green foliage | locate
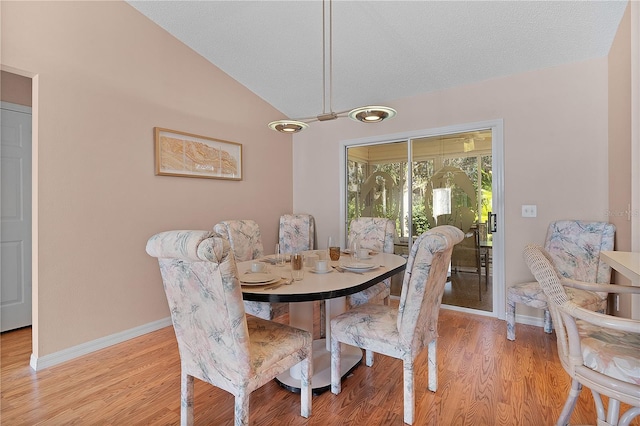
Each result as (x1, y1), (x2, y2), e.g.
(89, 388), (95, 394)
(410, 203), (429, 235)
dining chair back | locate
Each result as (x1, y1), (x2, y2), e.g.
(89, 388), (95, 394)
(278, 214), (315, 254)
(214, 219), (288, 320)
(523, 244), (640, 426)
(278, 213), (325, 337)
(396, 226), (461, 360)
(506, 220), (614, 340)
(146, 230), (312, 426)
(346, 217), (396, 308)
(330, 225), (464, 425)
(474, 224), (492, 298)
(451, 224), (489, 301)
(213, 219), (264, 262)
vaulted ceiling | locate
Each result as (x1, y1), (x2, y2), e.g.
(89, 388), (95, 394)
(127, 1), (628, 121)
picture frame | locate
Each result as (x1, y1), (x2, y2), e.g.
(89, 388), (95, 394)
(154, 127), (242, 180)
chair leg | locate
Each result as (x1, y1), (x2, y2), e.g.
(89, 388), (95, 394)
(234, 389), (249, 426)
(606, 398), (621, 425)
(181, 372), (194, 426)
(556, 378), (581, 426)
(543, 309), (553, 334)
(506, 296), (516, 341)
(330, 336), (341, 395)
(591, 390), (606, 423)
(300, 355), (312, 418)
(403, 357), (415, 425)
(365, 349), (374, 366)
(427, 339), (437, 392)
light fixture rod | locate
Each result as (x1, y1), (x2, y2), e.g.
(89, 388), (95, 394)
(268, 0), (396, 133)
(321, 0), (333, 115)
(329, 0), (333, 115)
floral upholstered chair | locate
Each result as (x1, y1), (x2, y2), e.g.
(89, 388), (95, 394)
(278, 213), (327, 337)
(214, 219), (288, 320)
(330, 225), (464, 425)
(146, 230), (312, 426)
(523, 244), (639, 426)
(346, 217), (396, 308)
(278, 214), (315, 254)
(214, 219), (264, 262)
(506, 220), (615, 341)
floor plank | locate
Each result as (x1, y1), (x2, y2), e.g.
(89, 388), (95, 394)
(2, 310), (637, 425)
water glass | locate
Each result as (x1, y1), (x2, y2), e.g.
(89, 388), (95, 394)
(274, 244), (286, 267)
(290, 253), (304, 280)
(350, 239), (361, 262)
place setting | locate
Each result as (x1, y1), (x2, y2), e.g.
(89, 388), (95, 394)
(240, 261), (290, 290)
(334, 262), (380, 275)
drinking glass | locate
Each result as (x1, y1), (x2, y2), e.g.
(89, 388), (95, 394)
(274, 244), (285, 267)
(350, 239), (361, 262)
(290, 253), (304, 280)
(328, 236), (340, 261)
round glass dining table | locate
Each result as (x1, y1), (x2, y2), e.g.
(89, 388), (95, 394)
(238, 252), (407, 394)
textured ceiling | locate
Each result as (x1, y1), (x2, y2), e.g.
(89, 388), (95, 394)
(127, 1), (627, 121)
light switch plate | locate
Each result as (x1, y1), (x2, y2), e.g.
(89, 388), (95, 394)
(522, 205), (537, 217)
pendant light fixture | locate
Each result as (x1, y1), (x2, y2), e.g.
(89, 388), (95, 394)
(268, 0), (396, 133)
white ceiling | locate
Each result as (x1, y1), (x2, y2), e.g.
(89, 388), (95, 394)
(127, 1), (627, 121)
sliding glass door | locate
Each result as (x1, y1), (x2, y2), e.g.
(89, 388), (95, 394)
(345, 130), (494, 313)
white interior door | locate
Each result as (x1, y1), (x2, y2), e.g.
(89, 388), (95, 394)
(1, 102), (32, 332)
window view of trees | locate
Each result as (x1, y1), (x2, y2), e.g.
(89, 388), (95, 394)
(346, 131), (492, 241)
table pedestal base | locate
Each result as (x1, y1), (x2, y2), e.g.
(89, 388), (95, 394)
(275, 339), (362, 395)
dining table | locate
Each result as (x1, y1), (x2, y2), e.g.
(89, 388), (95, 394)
(238, 251), (407, 394)
(601, 250), (640, 285)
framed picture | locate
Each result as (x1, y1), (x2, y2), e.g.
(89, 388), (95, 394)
(154, 127), (242, 180)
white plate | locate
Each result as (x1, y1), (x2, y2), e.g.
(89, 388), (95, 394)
(357, 255), (373, 260)
(341, 262), (378, 271)
(310, 268), (333, 274)
(240, 277), (280, 287)
(240, 273), (280, 285)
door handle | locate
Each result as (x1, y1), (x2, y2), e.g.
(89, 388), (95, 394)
(488, 212), (497, 234)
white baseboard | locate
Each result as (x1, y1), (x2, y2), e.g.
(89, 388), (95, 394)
(513, 313), (546, 328)
(393, 295), (546, 329)
(30, 317), (172, 371)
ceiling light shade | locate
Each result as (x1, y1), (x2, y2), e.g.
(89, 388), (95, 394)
(268, 120), (309, 133)
(348, 106), (397, 123)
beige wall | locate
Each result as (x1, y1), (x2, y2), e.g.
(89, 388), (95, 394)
(2, 1), (293, 357)
(293, 56), (611, 322)
(1, 71), (32, 106)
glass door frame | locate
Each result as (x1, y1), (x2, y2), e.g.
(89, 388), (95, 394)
(339, 119), (505, 319)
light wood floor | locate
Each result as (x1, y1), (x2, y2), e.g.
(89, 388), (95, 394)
(2, 309), (637, 425)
